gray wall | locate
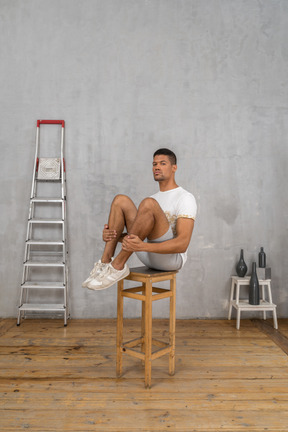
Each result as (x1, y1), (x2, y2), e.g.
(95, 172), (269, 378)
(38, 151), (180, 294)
(1, 0), (287, 319)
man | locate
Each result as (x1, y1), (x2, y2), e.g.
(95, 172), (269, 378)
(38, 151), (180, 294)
(82, 148), (197, 290)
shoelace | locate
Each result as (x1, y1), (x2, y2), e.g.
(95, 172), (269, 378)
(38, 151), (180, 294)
(90, 258), (114, 277)
(98, 264), (115, 280)
(90, 261), (107, 276)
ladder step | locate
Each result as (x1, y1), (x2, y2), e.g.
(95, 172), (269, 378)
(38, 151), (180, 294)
(29, 218), (64, 224)
(36, 178), (61, 183)
(26, 240), (64, 246)
(26, 250), (65, 256)
(31, 197), (64, 203)
(19, 304), (66, 312)
(24, 260), (65, 267)
(22, 281), (65, 289)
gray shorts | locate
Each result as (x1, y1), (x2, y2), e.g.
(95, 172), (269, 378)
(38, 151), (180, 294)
(136, 227), (183, 271)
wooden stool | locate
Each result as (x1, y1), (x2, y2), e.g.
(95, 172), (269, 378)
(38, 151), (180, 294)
(116, 266), (177, 388)
(228, 276), (278, 330)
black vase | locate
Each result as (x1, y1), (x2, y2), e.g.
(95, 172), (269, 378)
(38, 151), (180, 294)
(236, 249), (248, 277)
(258, 247), (266, 268)
(249, 262), (260, 305)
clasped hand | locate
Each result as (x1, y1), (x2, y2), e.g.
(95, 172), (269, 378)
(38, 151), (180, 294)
(102, 224), (144, 252)
(102, 224), (117, 242)
(122, 234), (143, 252)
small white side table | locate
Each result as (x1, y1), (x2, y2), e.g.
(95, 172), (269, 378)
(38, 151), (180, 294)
(228, 276), (278, 330)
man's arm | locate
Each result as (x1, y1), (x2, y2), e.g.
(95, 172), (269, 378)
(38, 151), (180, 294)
(122, 218), (195, 254)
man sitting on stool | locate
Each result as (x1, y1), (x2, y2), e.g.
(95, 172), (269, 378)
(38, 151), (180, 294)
(82, 148), (197, 290)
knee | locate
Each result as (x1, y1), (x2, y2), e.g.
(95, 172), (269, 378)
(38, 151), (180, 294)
(138, 197), (158, 212)
(112, 194), (133, 207)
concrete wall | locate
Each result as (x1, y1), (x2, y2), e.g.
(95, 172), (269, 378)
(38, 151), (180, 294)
(0, 0), (287, 319)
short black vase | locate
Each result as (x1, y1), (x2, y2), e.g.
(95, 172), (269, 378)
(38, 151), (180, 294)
(236, 249), (248, 277)
(249, 262), (260, 305)
(258, 247), (266, 268)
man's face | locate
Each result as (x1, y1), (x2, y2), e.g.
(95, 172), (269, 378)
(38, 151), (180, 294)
(152, 154), (177, 182)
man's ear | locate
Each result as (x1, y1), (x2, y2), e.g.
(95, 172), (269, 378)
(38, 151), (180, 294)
(172, 164), (177, 173)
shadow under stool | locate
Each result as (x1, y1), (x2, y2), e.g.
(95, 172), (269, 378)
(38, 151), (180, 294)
(228, 275), (278, 330)
(116, 266), (177, 388)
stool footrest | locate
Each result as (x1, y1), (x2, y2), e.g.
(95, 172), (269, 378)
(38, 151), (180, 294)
(231, 299), (276, 310)
(152, 338), (169, 348)
(151, 346), (171, 360)
(122, 286), (144, 293)
(152, 291), (172, 301)
(122, 291), (145, 301)
(122, 286), (172, 302)
(122, 347), (145, 360)
(122, 337), (171, 361)
(122, 337), (144, 349)
(122, 337), (169, 349)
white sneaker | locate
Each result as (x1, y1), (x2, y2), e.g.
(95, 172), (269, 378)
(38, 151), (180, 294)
(82, 259), (113, 288)
(87, 263), (130, 290)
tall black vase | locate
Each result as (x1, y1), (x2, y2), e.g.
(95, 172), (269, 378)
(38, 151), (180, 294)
(236, 249), (248, 277)
(249, 262), (260, 305)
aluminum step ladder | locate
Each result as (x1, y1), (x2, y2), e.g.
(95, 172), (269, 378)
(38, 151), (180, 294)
(17, 120), (69, 326)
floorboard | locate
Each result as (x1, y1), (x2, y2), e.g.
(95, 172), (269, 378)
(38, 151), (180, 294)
(1, 318), (288, 431)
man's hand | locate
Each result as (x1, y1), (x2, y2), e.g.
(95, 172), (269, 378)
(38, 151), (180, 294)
(102, 224), (117, 242)
(122, 234), (144, 252)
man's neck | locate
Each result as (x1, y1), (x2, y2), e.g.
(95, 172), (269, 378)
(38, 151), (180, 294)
(158, 180), (179, 192)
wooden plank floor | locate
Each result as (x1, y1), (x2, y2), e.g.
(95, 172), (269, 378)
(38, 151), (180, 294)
(1, 318), (288, 431)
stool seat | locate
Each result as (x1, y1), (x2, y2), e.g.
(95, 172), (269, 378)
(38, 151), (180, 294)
(228, 276), (278, 330)
(116, 266), (177, 388)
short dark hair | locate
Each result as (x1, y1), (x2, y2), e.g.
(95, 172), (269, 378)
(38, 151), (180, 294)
(153, 148), (177, 165)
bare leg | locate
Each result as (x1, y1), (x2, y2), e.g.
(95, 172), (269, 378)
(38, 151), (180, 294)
(101, 195), (137, 263)
(112, 197), (170, 270)
(86, 196), (170, 290)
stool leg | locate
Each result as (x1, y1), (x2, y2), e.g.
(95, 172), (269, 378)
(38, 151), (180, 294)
(261, 284), (266, 320)
(235, 282), (241, 329)
(116, 279), (124, 378)
(267, 281), (278, 329)
(144, 278), (152, 388)
(273, 308), (278, 329)
(267, 281), (273, 303)
(141, 283), (146, 362)
(228, 279), (235, 320)
(169, 275), (176, 376)
(236, 308), (241, 330)
(235, 282), (240, 305)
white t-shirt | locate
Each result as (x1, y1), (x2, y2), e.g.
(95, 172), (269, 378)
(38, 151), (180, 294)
(150, 186), (197, 266)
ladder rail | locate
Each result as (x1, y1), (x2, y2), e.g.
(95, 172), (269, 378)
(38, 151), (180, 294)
(60, 125), (66, 201)
(60, 123), (69, 322)
(30, 126), (39, 200)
